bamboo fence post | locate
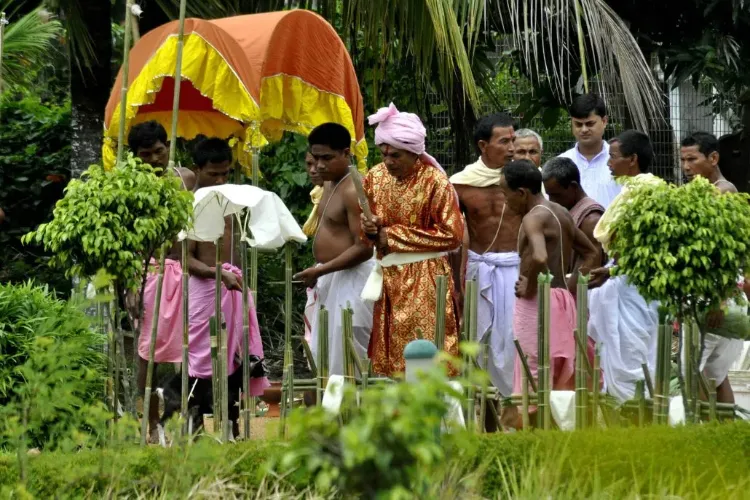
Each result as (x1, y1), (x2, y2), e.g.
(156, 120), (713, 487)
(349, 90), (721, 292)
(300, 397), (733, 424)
(592, 345), (601, 428)
(478, 343), (488, 433)
(537, 273), (552, 431)
(635, 380), (646, 426)
(240, 239), (251, 439)
(0, 12), (7, 95)
(641, 363), (654, 399)
(209, 317), (219, 432)
(180, 240), (189, 436)
(220, 317), (230, 441)
(316, 306), (329, 407)
(115, 0), (134, 165)
(709, 378), (717, 421)
(434, 275), (447, 350)
(140, 249), (167, 446)
(521, 358), (530, 430)
(576, 275), (589, 429)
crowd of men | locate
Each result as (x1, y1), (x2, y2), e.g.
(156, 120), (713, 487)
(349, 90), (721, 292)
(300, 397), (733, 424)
(133, 92), (745, 436)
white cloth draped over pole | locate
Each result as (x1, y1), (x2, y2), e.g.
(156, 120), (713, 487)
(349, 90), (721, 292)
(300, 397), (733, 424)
(184, 184), (307, 248)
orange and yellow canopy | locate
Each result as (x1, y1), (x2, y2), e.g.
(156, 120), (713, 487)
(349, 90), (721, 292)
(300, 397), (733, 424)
(103, 10), (367, 172)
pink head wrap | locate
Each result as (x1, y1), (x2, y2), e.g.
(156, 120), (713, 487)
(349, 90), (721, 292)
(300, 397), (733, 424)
(368, 103), (443, 172)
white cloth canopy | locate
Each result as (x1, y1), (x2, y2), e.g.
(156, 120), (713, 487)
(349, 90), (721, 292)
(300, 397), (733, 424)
(186, 184), (307, 249)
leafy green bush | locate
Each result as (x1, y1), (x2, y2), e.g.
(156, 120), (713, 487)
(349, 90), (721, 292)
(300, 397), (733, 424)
(24, 156), (194, 298)
(268, 367), (470, 498)
(0, 95), (72, 295)
(610, 177), (750, 318)
(0, 281), (107, 450)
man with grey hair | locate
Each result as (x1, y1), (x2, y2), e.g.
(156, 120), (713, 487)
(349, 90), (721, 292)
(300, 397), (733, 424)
(514, 129), (544, 167)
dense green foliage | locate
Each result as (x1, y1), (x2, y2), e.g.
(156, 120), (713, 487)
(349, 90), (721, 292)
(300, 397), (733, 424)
(0, 421), (748, 498)
(610, 177), (750, 318)
(0, 282), (107, 450)
(0, 95), (72, 294)
(24, 157), (194, 295)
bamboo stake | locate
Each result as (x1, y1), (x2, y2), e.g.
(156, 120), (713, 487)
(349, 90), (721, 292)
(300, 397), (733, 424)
(654, 323), (667, 424)
(180, 240), (189, 437)
(249, 150), (260, 305)
(592, 345), (601, 429)
(575, 273), (589, 430)
(636, 380), (646, 427)
(220, 318), (230, 441)
(434, 275), (447, 350)
(213, 238), (223, 434)
(709, 378), (717, 421)
(478, 343), (488, 433)
(111, 306), (119, 424)
(520, 360), (530, 430)
(0, 12), (7, 95)
(316, 307), (329, 407)
(465, 280), (477, 431)
(684, 318), (694, 420)
(240, 239), (251, 440)
(209, 317), (219, 433)
(513, 339), (538, 393)
(537, 273), (552, 431)
(115, 0), (134, 165)
(141, 249), (167, 446)
(285, 244), (293, 349)
(641, 363), (654, 399)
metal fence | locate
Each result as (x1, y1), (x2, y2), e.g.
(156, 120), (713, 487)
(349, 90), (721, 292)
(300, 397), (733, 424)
(426, 67), (740, 184)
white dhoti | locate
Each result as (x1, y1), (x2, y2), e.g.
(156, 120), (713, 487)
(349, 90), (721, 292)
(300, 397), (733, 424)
(310, 259), (375, 376)
(589, 275), (659, 402)
(686, 298), (746, 387)
(466, 250), (520, 396)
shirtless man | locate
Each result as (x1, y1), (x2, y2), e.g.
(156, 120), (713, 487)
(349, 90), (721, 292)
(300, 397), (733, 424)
(295, 123), (374, 375)
(303, 151), (325, 347)
(450, 113), (521, 429)
(542, 157), (605, 278)
(681, 131), (744, 404)
(127, 121), (195, 440)
(186, 137), (269, 437)
(500, 160), (597, 426)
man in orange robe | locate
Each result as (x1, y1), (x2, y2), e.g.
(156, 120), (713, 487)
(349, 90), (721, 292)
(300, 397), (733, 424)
(360, 103), (464, 376)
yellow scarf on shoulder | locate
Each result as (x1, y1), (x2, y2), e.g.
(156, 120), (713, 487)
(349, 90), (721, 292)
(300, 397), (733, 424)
(449, 157), (502, 187)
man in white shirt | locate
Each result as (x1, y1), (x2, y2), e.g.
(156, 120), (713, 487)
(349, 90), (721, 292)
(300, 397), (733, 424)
(559, 94), (620, 209)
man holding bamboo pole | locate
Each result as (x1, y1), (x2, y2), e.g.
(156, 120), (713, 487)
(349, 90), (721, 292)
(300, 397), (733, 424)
(127, 121), (195, 442)
(500, 161), (597, 421)
(186, 138), (269, 436)
(295, 123), (375, 376)
(587, 130), (661, 403)
(449, 113), (522, 428)
(360, 103), (463, 376)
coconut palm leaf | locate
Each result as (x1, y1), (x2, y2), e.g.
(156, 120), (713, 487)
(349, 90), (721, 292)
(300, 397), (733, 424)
(495, 0), (664, 131)
(1, 7), (63, 89)
(44, 0), (97, 72)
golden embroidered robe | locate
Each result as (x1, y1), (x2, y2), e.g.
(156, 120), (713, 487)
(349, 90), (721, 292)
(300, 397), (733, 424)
(363, 161), (464, 376)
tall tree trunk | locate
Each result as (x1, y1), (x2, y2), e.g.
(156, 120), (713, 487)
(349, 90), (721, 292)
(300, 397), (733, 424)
(65, 2), (112, 177)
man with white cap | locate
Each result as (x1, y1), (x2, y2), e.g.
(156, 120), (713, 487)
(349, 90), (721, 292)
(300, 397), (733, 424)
(360, 103), (464, 376)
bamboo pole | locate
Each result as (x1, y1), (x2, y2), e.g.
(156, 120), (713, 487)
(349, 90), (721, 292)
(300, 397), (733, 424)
(140, 250), (167, 446)
(316, 306), (329, 407)
(592, 345), (601, 429)
(240, 239), (251, 439)
(654, 323), (667, 424)
(249, 150), (260, 305)
(285, 244), (293, 349)
(0, 12), (7, 95)
(166, 0), (186, 169)
(641, 363), (654, 399)
(478, 343), (488, 433)
(115, 0), (134, 165)
(513, 339), (538, 393)
(636, 380), (646, 427)
(209, 317), (219, 433)
(434, 275), (447, 350)
(220, 318), (230, 441)
(537, 273), (552, 430)
(111, 306), (119, 425)
(180, 240), (189, 436)
(520, 357), (530, 430)
(684, 318), (694, 420)
(575, 274), (589, 430)
(709, 378), (717, 421)
(213, 238), (223, 434)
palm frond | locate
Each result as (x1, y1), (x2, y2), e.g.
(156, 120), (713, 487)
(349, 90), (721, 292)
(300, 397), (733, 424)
(496, 0), (664, 132)
(1, 7), (63, 89)
(44, 0), (97, 71)
(153, 0), (486, 113)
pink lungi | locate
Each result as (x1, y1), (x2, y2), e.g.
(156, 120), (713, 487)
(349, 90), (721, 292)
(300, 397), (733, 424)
(188, 263), (269, 396)
(513, 288), (576, 393)
(139, 258), (183, 363)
